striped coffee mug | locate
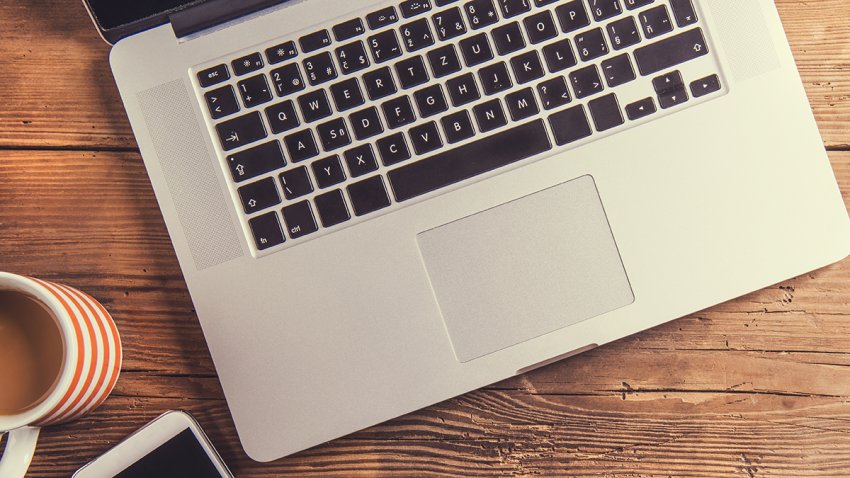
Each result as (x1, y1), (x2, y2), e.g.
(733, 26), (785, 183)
(0, 272), (122, 478)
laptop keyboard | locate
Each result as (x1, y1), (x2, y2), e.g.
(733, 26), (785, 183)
(193, 0), (725, 255)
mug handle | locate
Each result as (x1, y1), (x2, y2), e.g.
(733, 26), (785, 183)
(0, 427), (41, 478)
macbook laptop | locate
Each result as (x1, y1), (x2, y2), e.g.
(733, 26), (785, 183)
(87, 0), (850, 461)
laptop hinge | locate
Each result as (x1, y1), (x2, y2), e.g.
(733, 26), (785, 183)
(170, 0), (288, 39)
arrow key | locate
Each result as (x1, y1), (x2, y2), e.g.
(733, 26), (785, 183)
(238, 177), (281, 214)
(690, 74), (721, 98)
(625, 97), (657, 120)
(204, 85), (240, 119)
(658, 85), (689, 109)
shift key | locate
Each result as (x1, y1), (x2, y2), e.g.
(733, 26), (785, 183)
(634, 28), (709, 76)
(226, 140), (286, 183)
(215, 111), (267, 151)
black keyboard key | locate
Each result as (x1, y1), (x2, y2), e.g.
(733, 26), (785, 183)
(265, 100), (300, 134)
(303, 52), (338, 85)
(284, 129), (320, 162)
(297, 90), (332, 122)
(634, 28), (708, 75)
(388, 119), (551, 202)
(428, 44), (462, 78)
(395, 55), (430, 89)
(330, 78), (365, 112)
(537, 76), (571, 110)
(333, 18), (366, 41)
(588, 0), (623, 21)
(670, 0), (697, 27)
(640, 5), (673, 39)
(548, 105), (592, 145)
(658, 86), (688, 109)
(409, 121), (444, 155)
(624, 0), (653, 10)
(575, 28), (609, 62)
(363, 67), (398, 100)
(607, 16), (641, 50)
(198, 64), (229, 87)
(216, 112), (267, 151)
(317, 118), (352, 151)
(401, 0), (433, 17)
(534, 0), (558, 5)
(270, 64), (306, 97)
(312, 155), (347, 188)
(382, 96), (417, 128)
(464, 0), (500, 30)
(350, 106), (384, 140)
(282, 200), (318, 239)
(226, 140), (286, 182)
(497, 0), (531, 18)
(588, 93), (623, 131)
(300, 30), (332, 53)
(348, 176), (391, 216)
(446, 73), (481, 106)
(279, 166), (313, 199)
(266, 41), (299, 65)
(441, 110), (476, 143)
(436, 0), (460, 5)
(368, 30), (403, 63)
(249, 212), (285, 250)
(505, 87), (539, 120)
(314, 189), (351, 228)
(344, 144), (379, 177)
(414, 84), (449, 117)
(524, 11), (558, 44)
(238, 177), (281, 214)
(401, 18), (436, 52)
(479, 62), (513, 95)
(555, 1), (590, 33)
(569, 65), (604, 99)
(473, 99), (508, 132)
(205, 85), (239, 119)
(601, 54), (636, 87)
(432, 7), (467, 41)
(237, 74), (273, 108)
(690, 74), (721, 98)
(542, 38), (577, 73)
(232, 52), (264, 76)
(335, 41), (371, 75)
(652, 70), (684, 94)
(367, 7), (400, 29)
(377, 132), (412, 165)
(459, 33), (494, 67)
(492, 22), (525, 55)
(510, 51), (545, 84)
(625, 97), (656, 120)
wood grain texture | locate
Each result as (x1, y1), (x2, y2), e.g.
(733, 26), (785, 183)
(0, 0), (849, 476)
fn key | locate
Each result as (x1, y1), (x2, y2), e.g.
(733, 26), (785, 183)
(249, 212), (285, 250)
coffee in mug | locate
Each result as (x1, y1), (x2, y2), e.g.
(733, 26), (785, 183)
(0, 272), (122, 478)
(0, 291), (65, 416)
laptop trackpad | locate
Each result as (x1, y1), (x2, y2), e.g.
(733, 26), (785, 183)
(417, 175), (634, 363)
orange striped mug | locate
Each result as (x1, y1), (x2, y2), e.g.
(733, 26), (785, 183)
(0, 272), (122, 477)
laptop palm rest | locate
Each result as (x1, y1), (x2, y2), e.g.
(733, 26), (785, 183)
(417, 175), (634, 363)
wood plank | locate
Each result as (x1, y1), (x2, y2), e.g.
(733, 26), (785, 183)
(0, 1), (848, 149)
(1, 148), (849, 475)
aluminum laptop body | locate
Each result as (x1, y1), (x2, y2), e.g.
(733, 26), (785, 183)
(91, 0), (850, 461)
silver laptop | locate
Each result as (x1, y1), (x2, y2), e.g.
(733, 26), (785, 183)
(87, 0), (850, 461)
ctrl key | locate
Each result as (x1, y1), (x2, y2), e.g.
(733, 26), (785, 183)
(249, 212), (285, 250)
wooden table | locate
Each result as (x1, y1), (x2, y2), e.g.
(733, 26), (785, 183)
(1, 1), (849, 476)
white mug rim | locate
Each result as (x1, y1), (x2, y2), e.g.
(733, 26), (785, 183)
(0, 272), (78, 432)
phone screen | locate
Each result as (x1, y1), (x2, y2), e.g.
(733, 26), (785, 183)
(114, 428), (225, 478)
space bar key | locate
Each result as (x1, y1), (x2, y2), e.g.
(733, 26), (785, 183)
(387, 119), (552, 202)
